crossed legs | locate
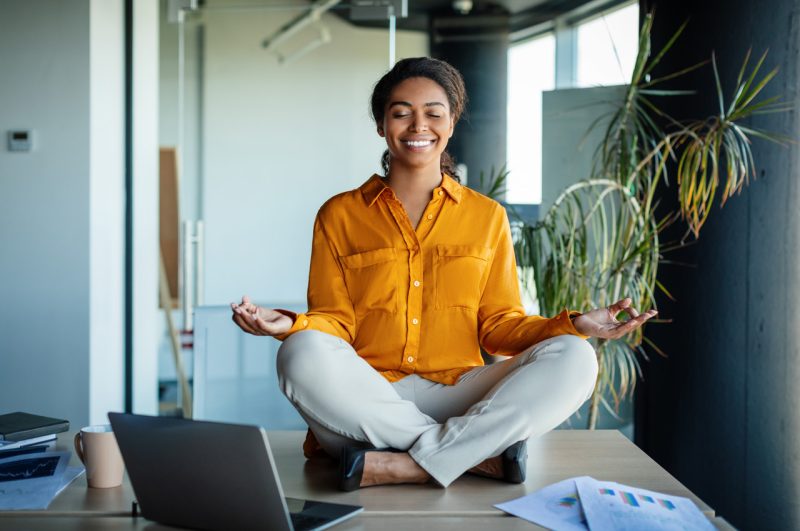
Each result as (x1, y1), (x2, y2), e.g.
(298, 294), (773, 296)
(277, 330), (598, 487)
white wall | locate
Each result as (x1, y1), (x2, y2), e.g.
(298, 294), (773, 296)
(0, 0), (157, 427)
(199, 9), (427, 306)
(89, 0), (126, 425)
(132, 0), (161, 416)
(0, 0), (93, 426)
(156, 5), (427, 380)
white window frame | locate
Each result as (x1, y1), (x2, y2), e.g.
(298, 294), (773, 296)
(506, 0), (637, 205)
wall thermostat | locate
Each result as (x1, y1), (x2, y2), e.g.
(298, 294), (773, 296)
(8, 130), (34, 152)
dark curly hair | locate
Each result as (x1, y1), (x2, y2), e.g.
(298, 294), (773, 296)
(370, 57), (467, 182)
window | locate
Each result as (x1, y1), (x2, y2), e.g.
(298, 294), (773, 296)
(505, 1), (639, 205)
(576, 2), (639, 87)
(506, 33), (555, 205)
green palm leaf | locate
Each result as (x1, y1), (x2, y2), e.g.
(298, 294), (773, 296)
(488, 10), (789, 429)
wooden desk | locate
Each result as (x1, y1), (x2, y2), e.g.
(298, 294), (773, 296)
(269, 430), (714, 517)
(2, 433), (135, 517)
(0, 515), (566, 530)
(0, 429), (722, 529)
(0, 515), (737, 530)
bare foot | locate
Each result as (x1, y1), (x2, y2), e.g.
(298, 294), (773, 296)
(468, 455), (503, 479)
(360, 452), (431, 487)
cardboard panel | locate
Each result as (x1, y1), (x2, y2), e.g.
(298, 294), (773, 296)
(160, 147), (179, 306)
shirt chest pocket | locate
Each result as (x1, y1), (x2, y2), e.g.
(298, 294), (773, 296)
(434, 245), (492, 311)
(339, 247), (398, 316)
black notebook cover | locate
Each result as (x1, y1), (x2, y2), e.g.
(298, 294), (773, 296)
(0, 412), (70, 442)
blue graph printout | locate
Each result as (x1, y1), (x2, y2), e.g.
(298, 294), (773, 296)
(0, 451), (71, 510)
(0, 455), (60, 482)
(495, 476), (590, 531)
(575, 476), (715, 531)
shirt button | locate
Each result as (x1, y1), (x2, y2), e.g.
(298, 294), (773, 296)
(438, 190), (443, 196)
(413, 280), (421, 287)
(412, 318), (419, 325)
(302, 319), (309, 327)
(407, 356), (414, 363)
(427, 214), (433, 220)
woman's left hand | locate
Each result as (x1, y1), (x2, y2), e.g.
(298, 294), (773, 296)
(571, 297), (657, 339)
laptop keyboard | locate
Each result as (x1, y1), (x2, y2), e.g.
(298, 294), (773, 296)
(290, 512), (331, 531)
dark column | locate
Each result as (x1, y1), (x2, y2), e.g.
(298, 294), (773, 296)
(430, 12), (509, 191)
(636, 1), (800, 529)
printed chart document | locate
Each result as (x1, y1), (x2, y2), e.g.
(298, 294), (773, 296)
(495, 476), (589, 531)
(496, 476), (714, 531)
(575, 476), (715, 531)
(55, 467), (85, 497)
(0, 451), (76, 510)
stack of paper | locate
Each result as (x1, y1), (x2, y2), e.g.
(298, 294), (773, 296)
(0, 435), (57, 451)
(0, 451), (84, 510)
(495, 476), (715, 531)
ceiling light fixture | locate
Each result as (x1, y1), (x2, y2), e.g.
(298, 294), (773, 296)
(452, 0), (473, 15)
(261, 0), (341, 54)
(277, 24), (332, 65)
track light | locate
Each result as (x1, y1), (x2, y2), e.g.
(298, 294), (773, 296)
(276, 24), (332, 65)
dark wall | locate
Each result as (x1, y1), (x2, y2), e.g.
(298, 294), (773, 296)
(636, 1), (800, 529)
(430, 14), (509, 190)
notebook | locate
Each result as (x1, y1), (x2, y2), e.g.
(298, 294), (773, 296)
(108, 413), (362, 531)
(0, 412), (69, 442)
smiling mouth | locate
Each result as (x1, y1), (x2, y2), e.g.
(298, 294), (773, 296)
(402, 139), (435, 148)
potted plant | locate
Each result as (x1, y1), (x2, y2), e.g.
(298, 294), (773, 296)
(502, 12), (788, 429)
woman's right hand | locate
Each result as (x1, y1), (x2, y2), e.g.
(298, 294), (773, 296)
(231, 295), (293, 336)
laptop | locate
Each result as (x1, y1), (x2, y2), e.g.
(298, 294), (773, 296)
(108, 413), (362, 531)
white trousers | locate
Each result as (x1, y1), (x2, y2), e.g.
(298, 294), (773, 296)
(276, 330), (598, 487)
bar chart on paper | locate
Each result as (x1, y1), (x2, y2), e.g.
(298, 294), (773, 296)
(496, 475), (715, 531)
(495, 477), (590, 531)
(576, 477), (715, 530)
(555, 495), (579, 508)
(597, 487), (679, 510)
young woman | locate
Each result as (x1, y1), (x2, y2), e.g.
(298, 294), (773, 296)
(231, 57), (656, 490)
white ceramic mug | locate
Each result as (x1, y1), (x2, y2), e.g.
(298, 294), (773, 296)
(73, 425), (124, 488)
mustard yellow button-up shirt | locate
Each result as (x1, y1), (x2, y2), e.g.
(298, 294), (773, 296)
(277, 174), (584, 385)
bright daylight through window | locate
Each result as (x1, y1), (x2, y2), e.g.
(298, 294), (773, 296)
(506, 1), (639, 205)
(507, 34), (555, 205)
(576, 3), (639, 87)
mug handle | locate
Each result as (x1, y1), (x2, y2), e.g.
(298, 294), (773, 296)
(73, 432), (86, 465)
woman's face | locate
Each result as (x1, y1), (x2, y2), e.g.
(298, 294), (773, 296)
(379, 76), (455, 175)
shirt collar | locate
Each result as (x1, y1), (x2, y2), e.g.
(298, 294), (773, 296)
(360, 173), (462, 207)
(439, 173), (463, 203)
(360, 175), (389, 207)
